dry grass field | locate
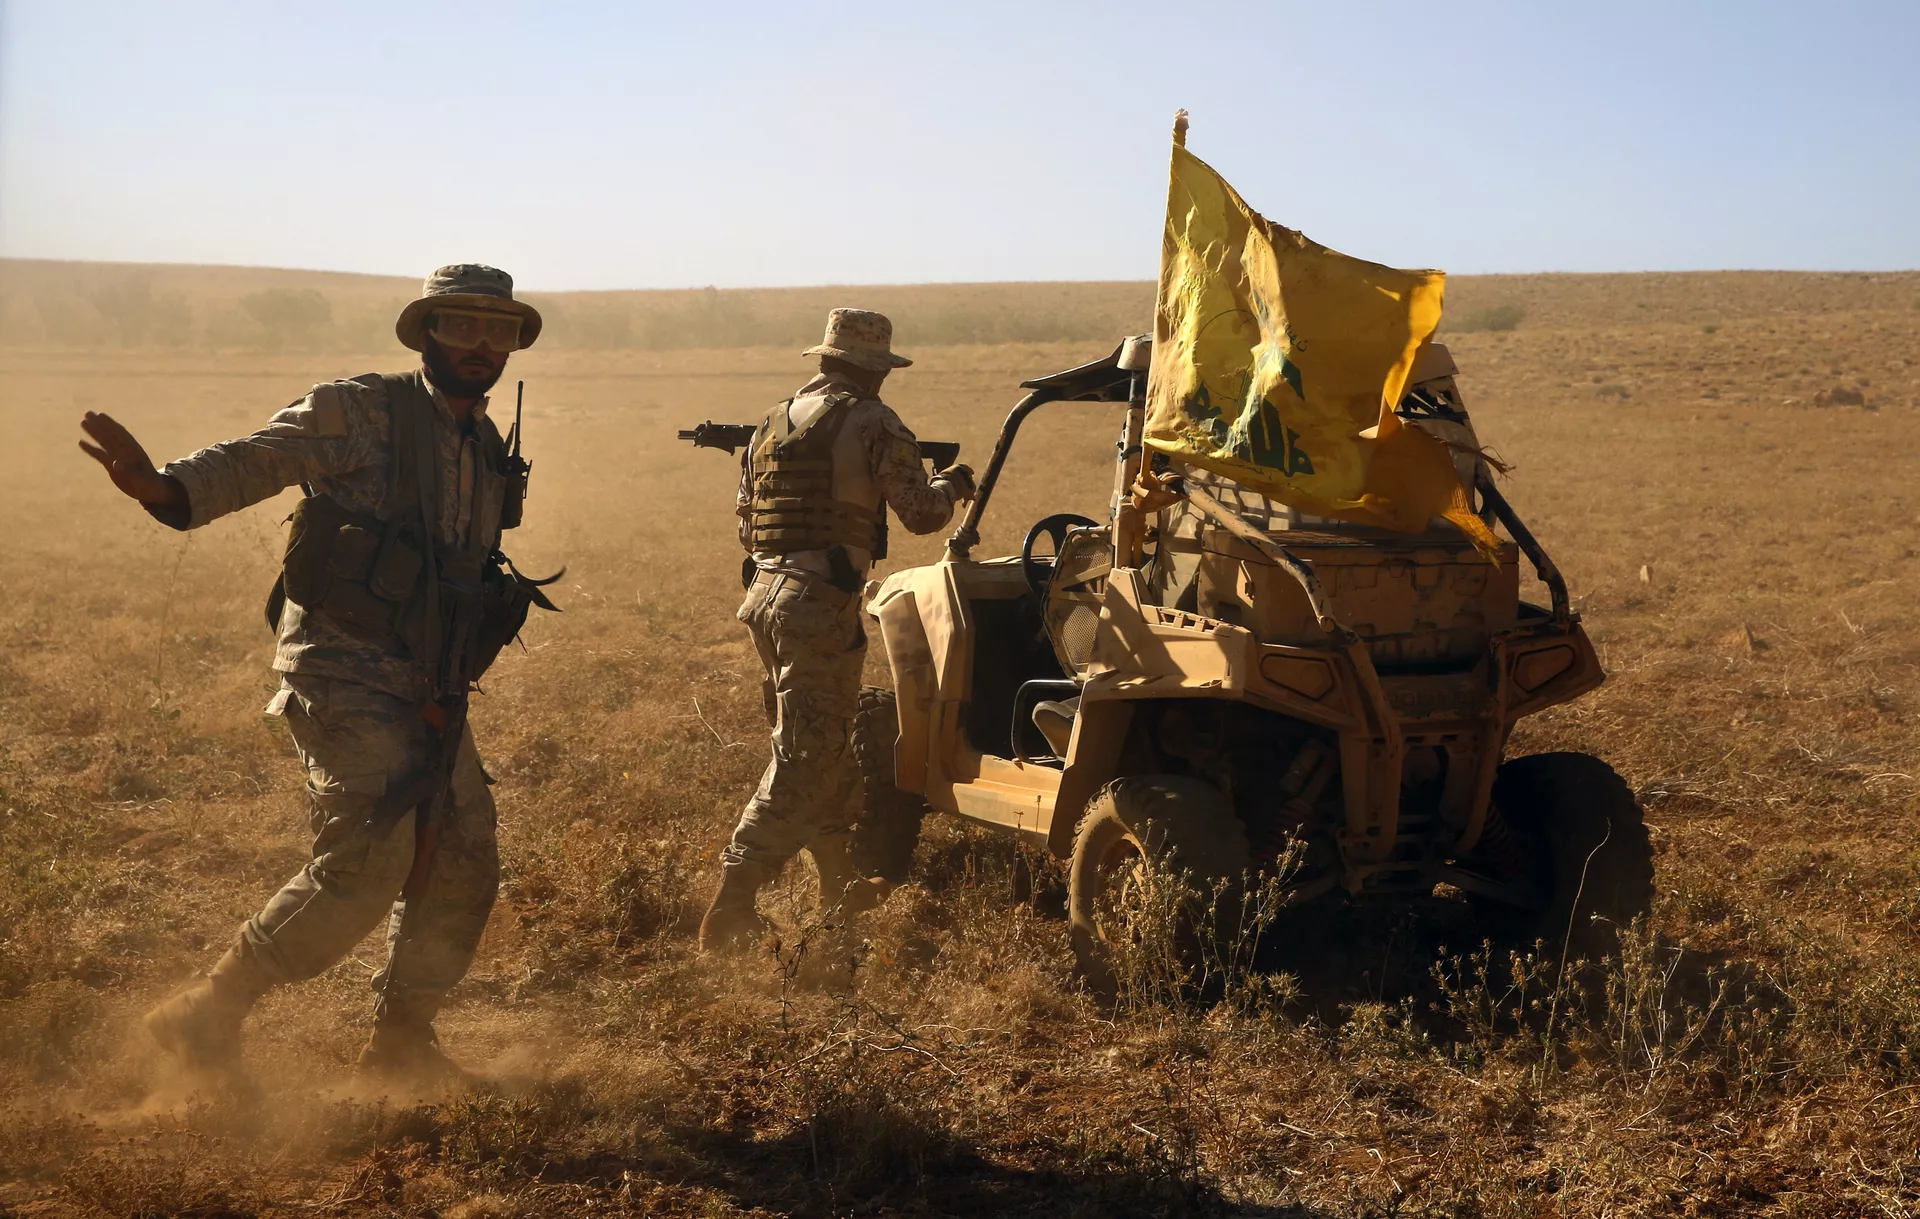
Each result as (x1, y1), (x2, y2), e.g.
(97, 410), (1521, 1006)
(2, 266), (1920, 1217)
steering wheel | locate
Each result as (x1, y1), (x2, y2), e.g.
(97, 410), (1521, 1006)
(1022, 513), (1100, 602)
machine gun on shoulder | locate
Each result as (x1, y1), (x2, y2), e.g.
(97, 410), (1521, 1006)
(678, 421), (960, 470)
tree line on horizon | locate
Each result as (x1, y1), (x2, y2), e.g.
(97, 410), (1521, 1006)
(4, 260), (1914, 355)
(0, 263), (1156, 354)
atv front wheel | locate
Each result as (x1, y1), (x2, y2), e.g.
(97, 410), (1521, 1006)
(1068, 775), (1251, 1006)
(1481, 752), (1654, 953)
(846, 686), (929, 884)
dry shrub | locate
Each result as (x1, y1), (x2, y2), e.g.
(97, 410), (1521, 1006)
(506, 828), (704, 982)
(1096, 849), (1304, 1018)
(442, 1194), (521, 1219)
(0, 1109), (95, 1186)
(1766, 929), (1920, 1081)
(0, 801), (120, 996)
(0, 978), (103, 1082)
(63, 1151), (258, 1218)
(785, 1044), (963, 1197)
(750, 918), (977, 1200)
(1421, 911), (1920, 1127)
(1575, 915), (1920, 1103)
(1428, 941), (1560, 1069)
(439, 1094), (564, 1181)
(1335, 999), (1433, 1063)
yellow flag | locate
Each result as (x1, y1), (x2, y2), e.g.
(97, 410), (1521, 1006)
(1143, 132), (1498, 554)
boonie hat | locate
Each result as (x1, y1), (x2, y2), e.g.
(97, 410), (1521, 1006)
(396, 264), (543, 352)
(803, 308), (911, 371)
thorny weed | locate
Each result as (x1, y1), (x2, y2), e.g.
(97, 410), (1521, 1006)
(1428, 941), (1563, 1071)
(1595, 916), (1727, 1092)
(1097, 839), (1306, 1020)
(1425, 918), (1825, 1111)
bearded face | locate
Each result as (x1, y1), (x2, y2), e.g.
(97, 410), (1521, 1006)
(422, 334), (509, 399)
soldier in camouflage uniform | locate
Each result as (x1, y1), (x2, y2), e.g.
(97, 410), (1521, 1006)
(699, 309), (975, 952)
(78, 265), (544, 1079)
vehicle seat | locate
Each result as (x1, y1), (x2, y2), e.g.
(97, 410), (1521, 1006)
(1011, 679), (1079, 764)
(1032, 696), (1078, 756)
(1042, 525), (1112, 675)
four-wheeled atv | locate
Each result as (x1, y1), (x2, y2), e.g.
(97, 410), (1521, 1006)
(849, 335), (1652, 989)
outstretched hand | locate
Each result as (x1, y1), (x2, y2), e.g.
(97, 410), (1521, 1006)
(79, 412), (185, 506)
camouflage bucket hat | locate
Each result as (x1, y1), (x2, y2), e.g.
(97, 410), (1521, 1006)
(802, 307), (911, 371)
(395, 264), (544, 353)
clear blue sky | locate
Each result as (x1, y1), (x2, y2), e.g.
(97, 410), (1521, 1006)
(2, 1), (1915, 290)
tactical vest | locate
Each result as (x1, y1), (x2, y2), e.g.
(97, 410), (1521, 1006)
(270, 371), (545, 695)
(747, 391), (888, 560)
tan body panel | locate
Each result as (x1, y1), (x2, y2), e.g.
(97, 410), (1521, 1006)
(876, 551), (1603, 885)
(873, 561), (1063, 844)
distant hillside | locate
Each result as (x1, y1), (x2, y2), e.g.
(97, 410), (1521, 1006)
(2, 259), (1916, 353)
(0, 261), (1153, 353)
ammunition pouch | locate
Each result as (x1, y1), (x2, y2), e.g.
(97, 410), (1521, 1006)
(275, 498), (555, 683)
(749, 491), (885, 556)
(278, 494), (433, 649)
(747, 391), (890, 557)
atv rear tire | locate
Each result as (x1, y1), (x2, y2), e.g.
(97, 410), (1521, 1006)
(1484, 752), (1654, 954)
(847, 687), (928, 885)
(1068, 775), (1251, 1006)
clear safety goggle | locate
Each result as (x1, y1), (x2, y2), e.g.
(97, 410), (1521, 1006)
(428, 309), (524, 351)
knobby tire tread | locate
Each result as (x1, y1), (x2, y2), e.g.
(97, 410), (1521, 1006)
(847, 686), (928, 884)
(1487, 751), (1655, 953)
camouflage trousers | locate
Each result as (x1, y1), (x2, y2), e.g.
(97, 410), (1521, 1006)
(721, 569), (866, 873)
(235, 674), (500, 1027)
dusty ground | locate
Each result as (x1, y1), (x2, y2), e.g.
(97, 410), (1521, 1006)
(3, 271), (1920, 1216)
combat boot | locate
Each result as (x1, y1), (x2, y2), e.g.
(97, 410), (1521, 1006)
(356, 1019), (470, 1084)
(143, 947), (271, 1072)
(810, 835), (894, 917)
(698, 860), (775, 954)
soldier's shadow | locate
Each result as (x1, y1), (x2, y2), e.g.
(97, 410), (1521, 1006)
(506, 1112), (1334, 1218)
(692, 1123), (1334, 1218)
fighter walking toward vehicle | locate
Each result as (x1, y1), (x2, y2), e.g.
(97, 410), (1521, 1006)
(699, 309), (976, 952)
(78, 265), (555, 1079)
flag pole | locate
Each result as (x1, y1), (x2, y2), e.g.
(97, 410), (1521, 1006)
(1115, 109), (1191, 568)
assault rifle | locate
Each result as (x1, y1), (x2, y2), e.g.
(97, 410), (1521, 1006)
(678, 421), (960, 470)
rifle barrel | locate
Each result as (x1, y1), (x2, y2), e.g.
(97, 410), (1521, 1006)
(679, 421), (956, 466)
